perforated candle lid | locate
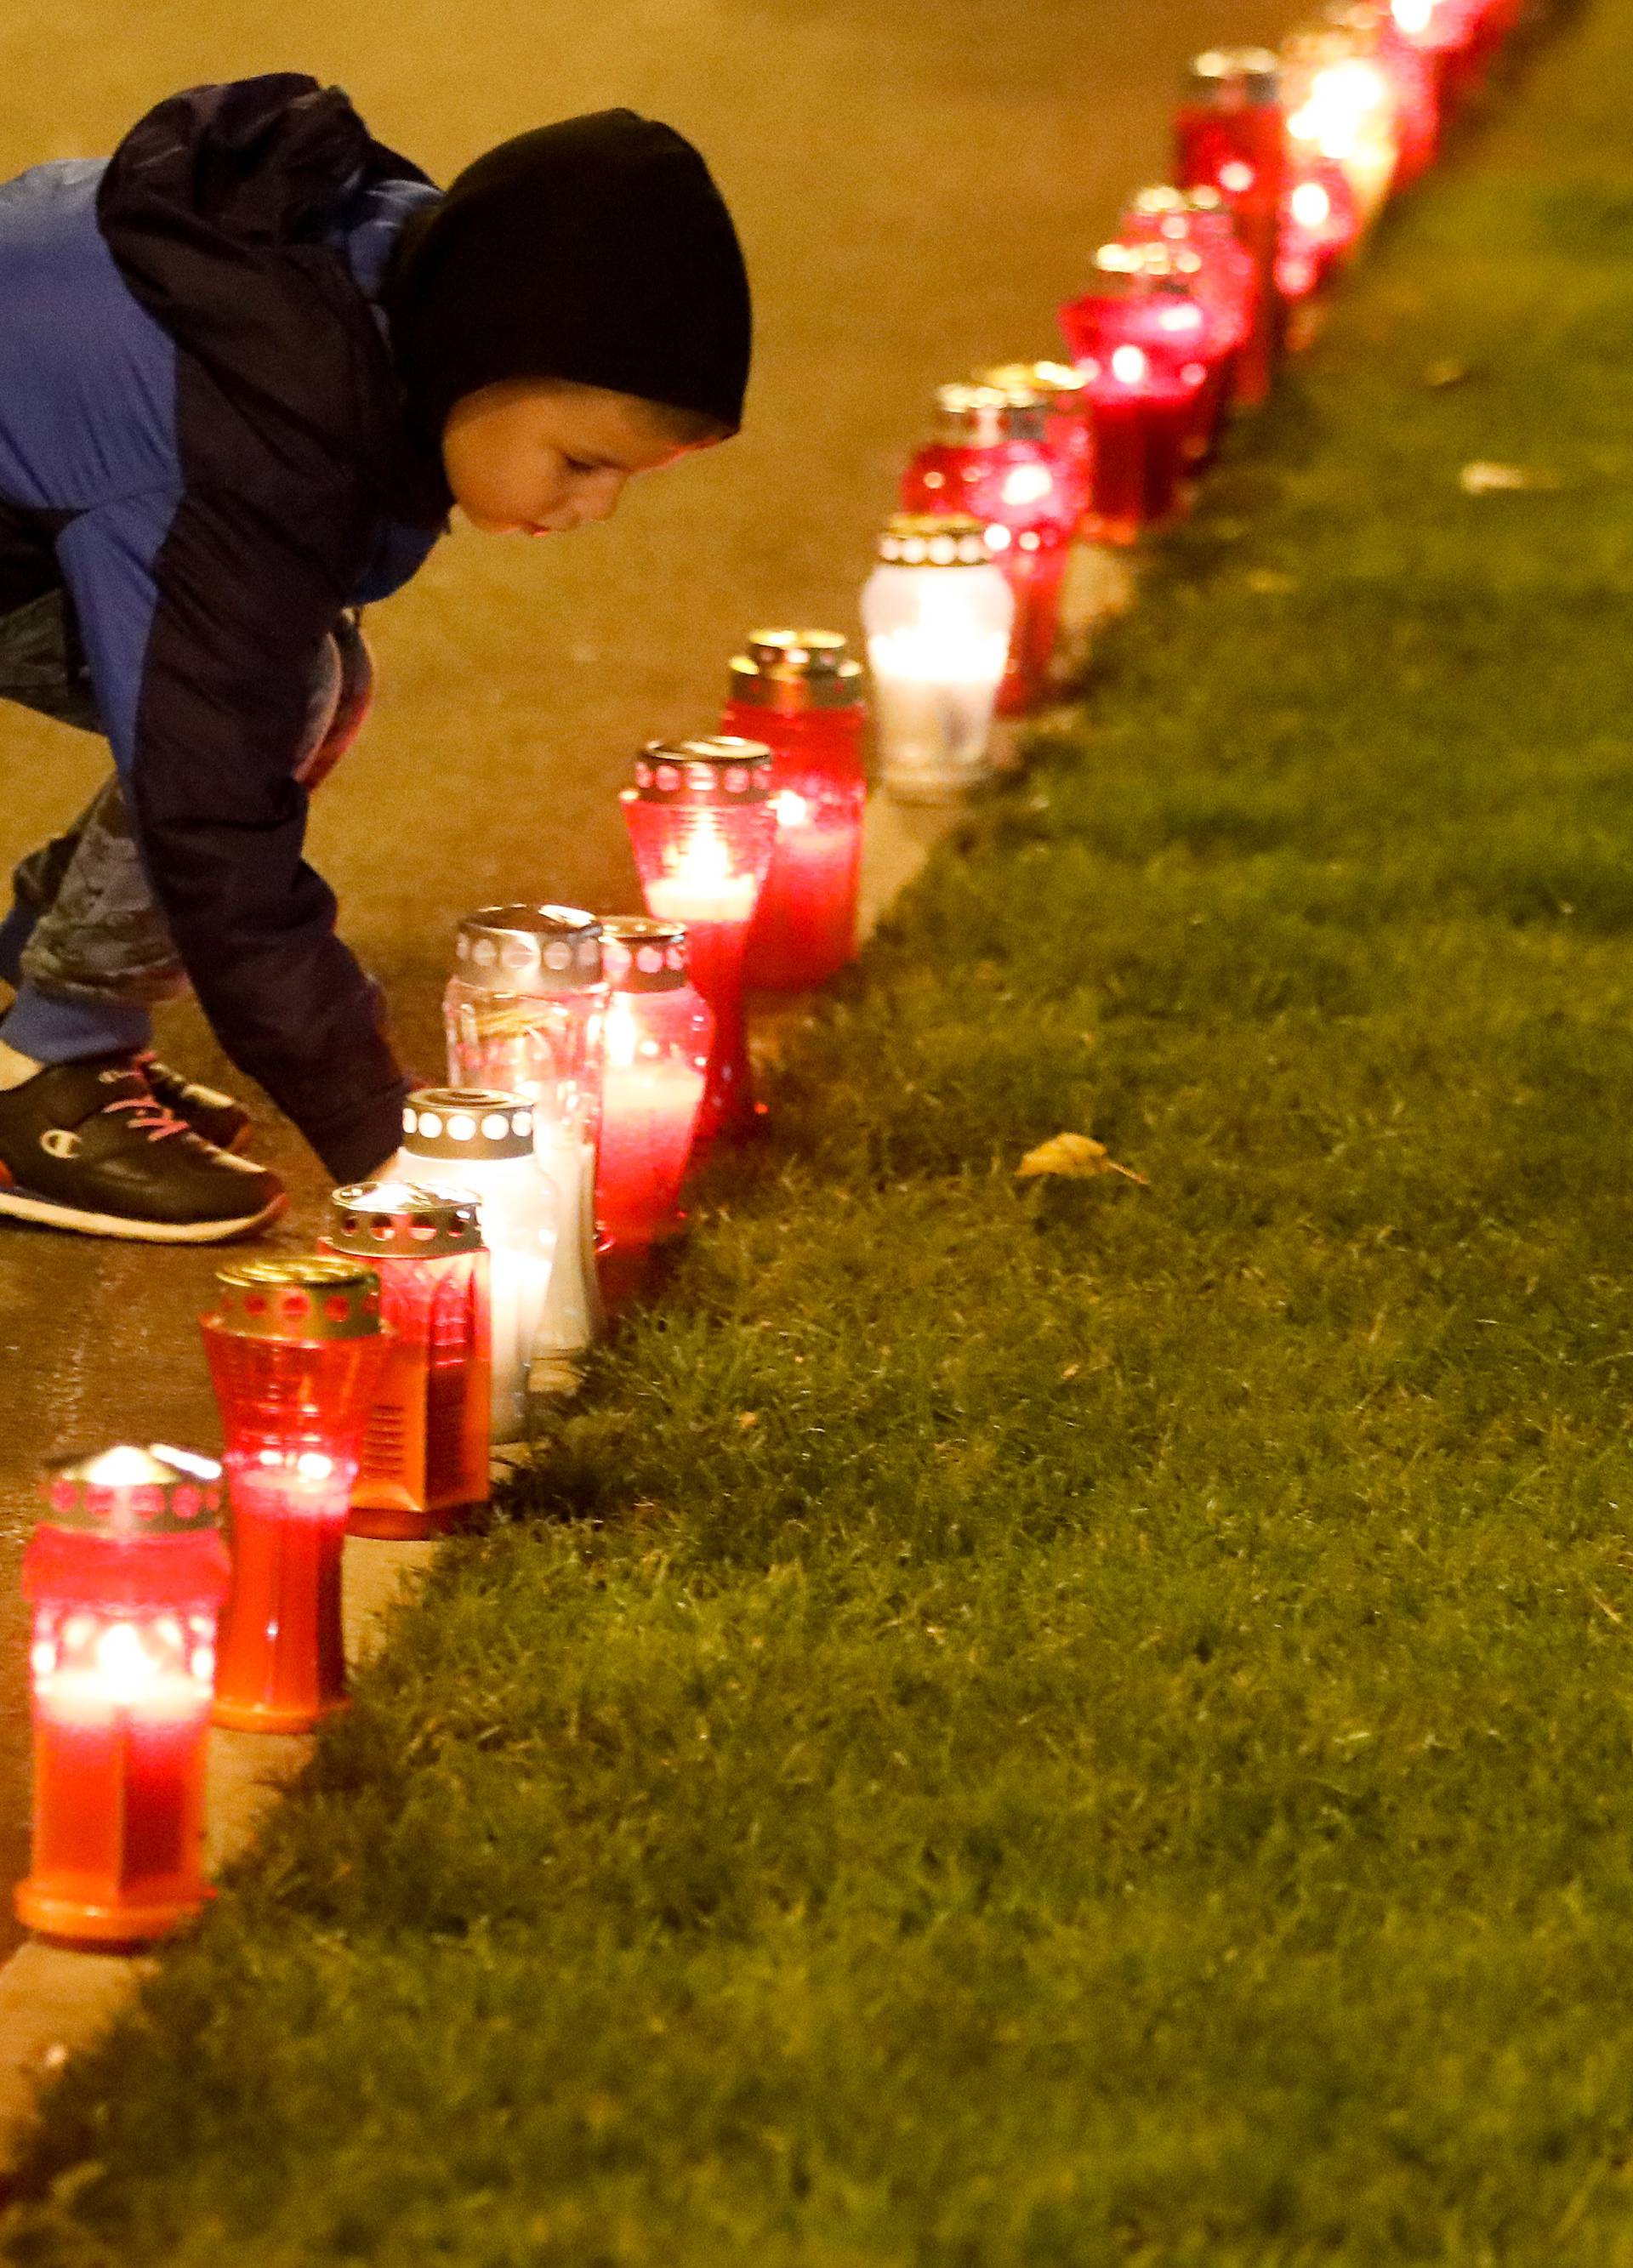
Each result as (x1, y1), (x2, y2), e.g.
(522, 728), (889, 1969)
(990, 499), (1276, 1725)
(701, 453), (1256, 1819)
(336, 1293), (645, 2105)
(876, 514), (993, 567)
(454, 905), (603, 992)
(600, 916), (690, 993)
(973, 361), (1088, 412)
(210, 1255), (383, 1343)
(1186, 46), (1281, 100)
(327, 1181), (484, 1259)
(41, 1444), (224, 1538)
(933, 382), (1048, 447)
(402, 1087), (535, 1162)
(727, 629), (864, 713)
(630, 736), (772, 804)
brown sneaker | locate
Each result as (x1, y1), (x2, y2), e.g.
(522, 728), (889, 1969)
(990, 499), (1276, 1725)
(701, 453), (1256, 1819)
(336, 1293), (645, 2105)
(131, 1050), (253, 1153)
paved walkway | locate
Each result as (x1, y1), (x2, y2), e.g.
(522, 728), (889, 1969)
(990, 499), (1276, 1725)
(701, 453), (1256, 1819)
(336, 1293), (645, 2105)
(0, 0), (1296, 1947)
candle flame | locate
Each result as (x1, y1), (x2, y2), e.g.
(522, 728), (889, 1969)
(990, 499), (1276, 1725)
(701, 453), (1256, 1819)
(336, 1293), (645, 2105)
(773, 788), (812, 829)
(1218, 160), (1255, 195)
(1290, 179), (1333, 230)
(1391, 0), (1434, 31)
(1290, 61), (1392, 164)
(1000, 463), (1055, 509)
(94, 1620), (162, 1702)
(605, 992), (640, 1070)
(1109, 344), (1149, 387)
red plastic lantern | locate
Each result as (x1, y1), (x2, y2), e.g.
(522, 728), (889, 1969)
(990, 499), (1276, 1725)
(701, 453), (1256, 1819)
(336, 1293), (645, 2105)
(1175, 48), (1288, 406)
(1277, 158), (1364, 301)
(901, 384), (1080, 713)
(1060, 253), (1211, 543)
(202, 1256), (386, 1733)
(320, 1184), (491, 1538)
(1119, 189), (1257, 450)
(16, 1446), (230, 1944)
(595, 916), (714, 1310)
(621, 738), (775, 1146)
(973, 361), (1096, 538)
(725, 630), (869, 991)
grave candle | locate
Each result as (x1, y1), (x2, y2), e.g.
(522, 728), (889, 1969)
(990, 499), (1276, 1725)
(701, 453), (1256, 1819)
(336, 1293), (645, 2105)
(1175, 48), (1288, 406)
(595, 916), (714, 1310)
(621, 738), (776, 1145)
(725, 630), (868, 992)
(444, 907), (606, 1372)
(397, 1089), (555, 1437)
(16, 1445), (230, 1944)
(861, 514), (1015, 804)
(320, 1183), (490, 1537)
(202, 1258), (386, 1734)
(901, 384), (1078, 713)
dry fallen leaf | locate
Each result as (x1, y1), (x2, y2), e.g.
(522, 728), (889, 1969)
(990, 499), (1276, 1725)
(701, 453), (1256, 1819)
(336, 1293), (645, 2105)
(1459, 461), (1561, 495)
(737, 1411), (760, 1430)
(1424, 357), (1474, 389)
(1016, 1133), (1149, 1186)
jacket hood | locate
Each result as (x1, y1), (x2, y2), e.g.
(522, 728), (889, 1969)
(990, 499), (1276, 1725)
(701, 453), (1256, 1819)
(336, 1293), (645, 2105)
(96, 74), (451, 527)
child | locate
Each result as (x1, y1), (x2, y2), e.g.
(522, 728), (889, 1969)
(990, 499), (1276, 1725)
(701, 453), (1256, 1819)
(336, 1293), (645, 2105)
(0, 75), (750, 1240)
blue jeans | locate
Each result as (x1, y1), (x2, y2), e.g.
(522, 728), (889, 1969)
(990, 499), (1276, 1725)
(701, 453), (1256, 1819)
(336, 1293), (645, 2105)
(0, 596), (372, 1061)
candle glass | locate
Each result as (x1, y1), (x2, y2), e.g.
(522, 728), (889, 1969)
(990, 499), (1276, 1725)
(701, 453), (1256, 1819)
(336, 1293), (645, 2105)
(725, 629), (868, 989)
(445, 906), (606, 1367)
(16, 1446), (230, 1945)
(1280, 29), (1401, 225)
(319, 1184), (490, 1538)
(1175, 48), (1288, 406)
(620, 737), (775, 1146)
(1277, 158), (1363, 300)
(861, 514), (1016, 804)
(901, 385), (1079, 713)
(203, 1258), (385, 1733)
(1059, 279), (1209, 542)
(398, 1088), (556, 1436)
(595, 917), (714, 1310)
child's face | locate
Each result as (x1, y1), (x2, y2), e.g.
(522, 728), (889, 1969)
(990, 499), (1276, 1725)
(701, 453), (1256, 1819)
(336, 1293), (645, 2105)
(441, 379), (698, 536)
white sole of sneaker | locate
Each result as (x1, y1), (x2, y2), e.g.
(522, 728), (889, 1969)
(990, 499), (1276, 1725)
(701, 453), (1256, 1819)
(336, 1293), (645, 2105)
(0, 1185), (287, 1244)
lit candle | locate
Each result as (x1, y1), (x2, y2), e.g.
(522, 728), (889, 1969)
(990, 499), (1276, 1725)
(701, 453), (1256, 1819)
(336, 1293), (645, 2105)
(202, 1257), (387, 1733)
(901, 385), (1079, 713)
(320, 1183), (491, 1538)
(1058, 270), (1210, 544)
(444, 906), (606, 1372)
(621, 738), (776, 1145)
(1175, 48), (1289, 406)
(16, 1445), (230, 1944)
(397, 1088), (555, 1436)
(861, 514), (1015, 804)
(595, 916), (714, 1309)
(724, 630), (869, 991)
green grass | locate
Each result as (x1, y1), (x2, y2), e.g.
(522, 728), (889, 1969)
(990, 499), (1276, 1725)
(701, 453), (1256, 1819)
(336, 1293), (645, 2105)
(12, 9), (1633, 2261)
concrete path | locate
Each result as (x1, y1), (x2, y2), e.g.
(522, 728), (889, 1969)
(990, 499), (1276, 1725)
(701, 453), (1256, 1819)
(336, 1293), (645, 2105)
(0, 0), (1298, 1952)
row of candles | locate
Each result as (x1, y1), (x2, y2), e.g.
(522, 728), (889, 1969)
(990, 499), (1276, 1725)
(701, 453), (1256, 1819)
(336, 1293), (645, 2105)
(14, 0), (1527, 1948)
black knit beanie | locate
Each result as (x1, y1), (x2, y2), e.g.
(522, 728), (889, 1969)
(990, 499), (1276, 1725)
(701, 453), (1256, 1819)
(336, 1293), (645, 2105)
(383, 109), (751, 446)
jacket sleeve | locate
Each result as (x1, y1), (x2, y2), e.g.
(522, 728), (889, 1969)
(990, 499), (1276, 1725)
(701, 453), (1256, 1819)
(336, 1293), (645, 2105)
(55, 486), (408, 1180)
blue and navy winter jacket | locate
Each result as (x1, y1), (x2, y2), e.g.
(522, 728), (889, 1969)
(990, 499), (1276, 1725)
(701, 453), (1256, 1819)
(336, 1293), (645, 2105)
(0, 77), (452, 1180)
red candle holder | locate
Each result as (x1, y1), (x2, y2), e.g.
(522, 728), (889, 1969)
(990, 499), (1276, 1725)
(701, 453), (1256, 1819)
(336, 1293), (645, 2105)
(972, 360), (1096, 538)
(16, 1445), (230, 1945)
(725, 630), (868, 989)
(202, 1257), (386, 1733)
(1277, 158), (1364, 300)
(1175, 48), (1288, 407)
(1119, 188), (1257, 452)
(1060, 259), (1210, 543)
(620, 738), (775, 1146)
(320, 1185), (491, 1538)
(900, 384), (1078, 713)
(595, 916), (714, 1310)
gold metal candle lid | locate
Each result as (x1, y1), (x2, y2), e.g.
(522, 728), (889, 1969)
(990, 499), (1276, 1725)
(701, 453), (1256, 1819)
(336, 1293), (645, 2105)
(631, 736), (773, 804)
(727, 629), (864, 714)
(42, 1444), (225, 1538)
(454, 905), (603, 993)
(327, 1181), (484, 1260)
(933, 382), (1048, 447)
(402, 1087), (535, 1162)
(210, 1255), (383, 1344)
(1187, 46), (1282, 102)
(973, 361), (1088, 412)
(877, 514), (993, 566)
(600, 915), (690, 993)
